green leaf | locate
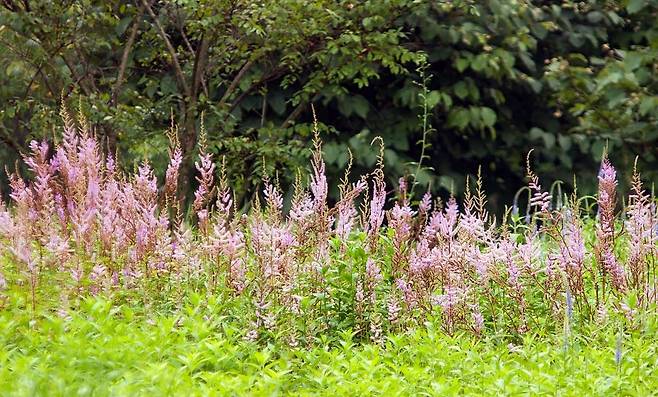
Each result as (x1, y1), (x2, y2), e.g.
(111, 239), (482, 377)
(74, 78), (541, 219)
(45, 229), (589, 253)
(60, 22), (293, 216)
(627, 0), (646, 14)
(447, 108), (470, 130)
(455, 57), (470, 73)
(623, 52), (643, 71)
(605, 88), (626, 108)
(336, 149), (350, 169)
(338, 95), (370, 119)
(530, 127), (555, 149)
(568, 33), (585, 47)
(529, 127), (544, 141)
(352, 96), (370, 119)
(526, 78), (542, 94)
(639, 97), (657, 116)
(471, 55), (488, 72)
(160, 75), (177, 95)
(115, 17), (133, 36)
(425, 91), (442, 108)
(468, 83), (480, 101)
(591, 140), (606, 160)
(586, 11), (604, 24)
(480, 107), (496, 128)
(438, 175), (455, 191)
(269, 92), (287, 115)
(6, 60), (25, 76)
(323, 142), (341, 164)
(441, 93), (453, 109)
(542, 133), (555, 149)
(469, 107), (481, 128)
(454, 82), (469, 100)
(519, 53), (535, 72)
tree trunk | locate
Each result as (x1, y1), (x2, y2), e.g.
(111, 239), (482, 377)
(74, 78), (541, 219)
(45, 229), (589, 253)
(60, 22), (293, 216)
(178, 102), (198, 205)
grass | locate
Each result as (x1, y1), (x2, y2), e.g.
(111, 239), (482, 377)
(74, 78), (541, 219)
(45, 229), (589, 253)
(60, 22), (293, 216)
(1, 288), (657, 396)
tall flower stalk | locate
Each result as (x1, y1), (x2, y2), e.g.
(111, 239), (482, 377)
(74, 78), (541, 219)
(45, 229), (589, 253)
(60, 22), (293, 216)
(595, 156), (626, 297)
(2, 111), (658, 342)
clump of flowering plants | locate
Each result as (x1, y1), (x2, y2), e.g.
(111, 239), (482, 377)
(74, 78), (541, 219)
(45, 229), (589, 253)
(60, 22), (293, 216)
(0, 110), (656, 345)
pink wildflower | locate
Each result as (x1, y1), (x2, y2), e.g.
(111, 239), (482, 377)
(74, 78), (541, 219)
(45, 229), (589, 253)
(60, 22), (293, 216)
(165, 146), (182, 199)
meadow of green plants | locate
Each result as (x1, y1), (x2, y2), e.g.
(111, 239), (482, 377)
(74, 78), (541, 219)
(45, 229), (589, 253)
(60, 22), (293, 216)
(2, 0), (658, 395)
(0, 108), (657, 395)
(2, 295), (658, 396)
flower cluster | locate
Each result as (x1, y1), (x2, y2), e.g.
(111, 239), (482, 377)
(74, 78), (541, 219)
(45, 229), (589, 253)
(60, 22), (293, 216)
(1, 113), (657, 342)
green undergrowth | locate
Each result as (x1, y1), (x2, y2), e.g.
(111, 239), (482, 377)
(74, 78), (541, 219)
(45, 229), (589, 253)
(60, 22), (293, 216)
(1, 291), (657, 396)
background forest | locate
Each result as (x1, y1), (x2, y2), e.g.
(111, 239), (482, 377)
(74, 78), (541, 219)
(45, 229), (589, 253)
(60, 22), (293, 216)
(1, 0), (657, 210)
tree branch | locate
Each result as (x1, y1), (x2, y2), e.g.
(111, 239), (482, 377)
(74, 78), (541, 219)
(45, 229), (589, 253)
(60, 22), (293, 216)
(183, 22), (209, 97)
(0, 124), (26, 154)
(260, 88), (267, 127)
(191, 34), (209, 101)
(36, 68), (57, 98)
(218, 59), (254, 109)
(22, 39), (70, 100)
(74, 45), (100, 92)
(60, 55), (93, 96)
(2, 0), (18, 12)
(111, 0), (149, 106)
(172, 6), (195, 56)
(227, 66), (287, 116)
(141, 0), (190, 96)
(280, 94), (320, 128)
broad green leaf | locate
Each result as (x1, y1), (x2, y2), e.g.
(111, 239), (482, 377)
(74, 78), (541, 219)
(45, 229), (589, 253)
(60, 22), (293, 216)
(639, 97), (657, 116)
(455, 57), (470, 73)
(426, 90), (442, 108)
(447, 107), (470, 130)
(454, 82), (469, 100)
(471, 54), (488, 72)
(627, 0), (646, 14)
(480, 107), (496, 127)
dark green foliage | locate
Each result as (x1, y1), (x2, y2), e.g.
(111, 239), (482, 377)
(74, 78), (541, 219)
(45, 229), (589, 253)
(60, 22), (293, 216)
(1, 0), (657, 208)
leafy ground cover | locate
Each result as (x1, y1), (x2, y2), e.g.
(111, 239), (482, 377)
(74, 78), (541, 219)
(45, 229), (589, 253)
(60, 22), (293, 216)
(1, 292), (657, 396)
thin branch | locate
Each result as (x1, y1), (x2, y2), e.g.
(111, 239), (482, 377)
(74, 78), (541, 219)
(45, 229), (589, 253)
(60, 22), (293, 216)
(227, 66), (287, 116)
(280, 94), (319, 129)
(74, 45), (100, 92)
(218, 59), (255, 109)
(0, 124), (26, 154)
(0, 31), (70, 99)
(22, 62), (46, 99)
(60, 55), (93, 96)
(191, 34), (209, 101)
(22, 39), (70, 100)
(260, 88), (267, 127)
(182, 17), (209, 97)
(1, 0), (18, 12)
(170, 5), (208, 97)
(141, 0), (190, 96)
(172, 6), (195, 56)
(111, 0), (148, 106)
(36, 68), (57, 98)
(0, 35), (62, 76)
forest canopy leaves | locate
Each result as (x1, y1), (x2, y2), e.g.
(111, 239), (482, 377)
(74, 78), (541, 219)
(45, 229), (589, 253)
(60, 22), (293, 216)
(0, 0), (656, 209)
